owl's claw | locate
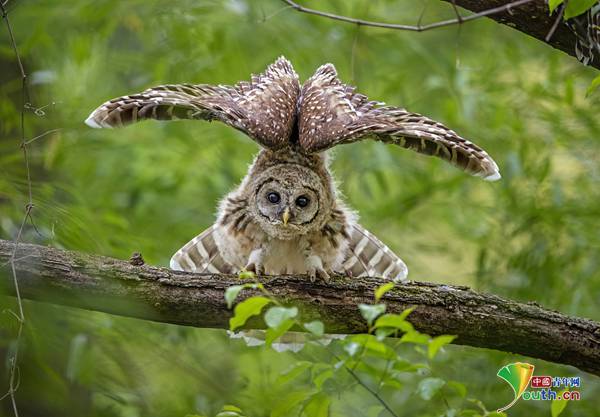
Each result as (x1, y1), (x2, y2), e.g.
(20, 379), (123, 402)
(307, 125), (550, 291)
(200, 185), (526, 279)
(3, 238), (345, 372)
(308, 268), (330, 283)
(245, 262), (264, 276)
(305, 254), (330, 283)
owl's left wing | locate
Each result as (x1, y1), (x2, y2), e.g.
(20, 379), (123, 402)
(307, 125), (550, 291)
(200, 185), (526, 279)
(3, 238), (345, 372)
(298, 64), (500, 181)
(342, 224), (408, 281)
(85, 56), (300, 150)
(170, 225), (235, 274)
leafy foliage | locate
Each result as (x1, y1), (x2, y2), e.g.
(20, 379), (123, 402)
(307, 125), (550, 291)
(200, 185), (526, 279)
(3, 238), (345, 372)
(220, 282), (539, 416)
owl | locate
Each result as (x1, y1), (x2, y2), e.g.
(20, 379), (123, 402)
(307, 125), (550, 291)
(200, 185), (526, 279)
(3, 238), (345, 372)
(86, 57), (500, 282)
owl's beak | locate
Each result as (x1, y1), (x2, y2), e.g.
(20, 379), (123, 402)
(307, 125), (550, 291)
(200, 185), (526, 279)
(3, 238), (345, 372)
(281, 207), (291, 225)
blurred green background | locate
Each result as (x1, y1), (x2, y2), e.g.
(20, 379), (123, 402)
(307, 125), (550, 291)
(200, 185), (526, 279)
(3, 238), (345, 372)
(1, 0), (599, 416)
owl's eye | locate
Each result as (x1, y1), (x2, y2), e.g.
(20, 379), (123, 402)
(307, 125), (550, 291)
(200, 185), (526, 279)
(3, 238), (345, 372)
(267, 192), (280, 204)
(295, 195), (310, 208)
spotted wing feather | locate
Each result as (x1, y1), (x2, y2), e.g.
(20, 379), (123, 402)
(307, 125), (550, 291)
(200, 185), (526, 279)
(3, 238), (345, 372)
(342, 224), (408, 281)
(86, 56), (300, 150)
(170, 225), (234, 274)
(298, 64), (500, 181)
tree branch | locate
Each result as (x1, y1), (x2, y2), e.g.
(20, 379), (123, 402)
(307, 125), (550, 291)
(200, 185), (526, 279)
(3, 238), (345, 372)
(443, 0), (597, 68)
(282, 0), (600, 70)
(1, 239), (599, 376)
(281, 0), (536, 31)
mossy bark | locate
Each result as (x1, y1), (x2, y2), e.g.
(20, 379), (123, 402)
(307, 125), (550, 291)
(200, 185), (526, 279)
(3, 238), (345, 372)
(1, 239), (599, 375)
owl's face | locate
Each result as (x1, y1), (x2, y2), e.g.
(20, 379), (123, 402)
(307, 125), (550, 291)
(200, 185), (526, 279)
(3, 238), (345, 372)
(250, 164), (332, 240)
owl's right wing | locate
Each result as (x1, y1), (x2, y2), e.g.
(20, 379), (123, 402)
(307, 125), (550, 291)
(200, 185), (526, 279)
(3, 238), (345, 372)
(85, 56), (300, 150)
(298, 64), (500, 181)
(342, 224), (408, 281)
(170, 225), (235, 274)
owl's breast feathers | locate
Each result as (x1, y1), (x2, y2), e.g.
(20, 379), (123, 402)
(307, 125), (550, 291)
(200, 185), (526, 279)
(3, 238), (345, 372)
(171, 195), (407, 281)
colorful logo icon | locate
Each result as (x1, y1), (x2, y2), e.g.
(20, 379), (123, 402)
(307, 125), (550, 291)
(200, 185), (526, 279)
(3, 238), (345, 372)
(496, 362), (535, 412)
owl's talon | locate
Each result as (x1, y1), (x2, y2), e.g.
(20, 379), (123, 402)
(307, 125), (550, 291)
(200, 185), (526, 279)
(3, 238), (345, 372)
(245, 262), (264, 275)
(307, 268), (330, 283)
(317, 268), (330, 283)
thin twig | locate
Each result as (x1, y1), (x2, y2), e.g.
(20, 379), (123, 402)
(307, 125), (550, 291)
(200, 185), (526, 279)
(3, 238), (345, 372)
(259, 4), (293, 23)
(325, 347), (399, 417)
(1, 2), (34, 415)
(281, 0), (536, 32)
(546, 2), (566, 42)
(344, 362), (400, 417)
(450, 0), (464, 24)
(24, 128), (62, 145)
(417, 1), (431, 28)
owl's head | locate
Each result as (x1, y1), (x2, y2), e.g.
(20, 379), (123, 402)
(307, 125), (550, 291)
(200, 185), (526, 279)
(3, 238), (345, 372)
(249, 163), (333, 240)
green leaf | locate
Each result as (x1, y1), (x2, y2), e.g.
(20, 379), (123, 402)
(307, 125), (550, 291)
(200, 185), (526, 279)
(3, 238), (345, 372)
(265, 318), (295, 347)
(215, 412), (244, 417)
(278, 361), (312, 384)
(229, 296), (271, 330)
(446, 380), (467, 398)
(358, 303), (386, 325)
(344, 341), (361, 357)
(564, 0), (598, 19)
(303, 320), (324, 337)
(374, 313), (414, 332)
(457, 411), (481, 417)
(224, 283), (264, 309)
(392, 359), (429, 373)
(237, 270), (256, 280)
(313, 367), (334, 389)
(374, 327), (397, 339)
(303, 393), (330, 417)
(374, 282), (394, 302)
(417, 377), (446, 401)
(398, 307), (414, 320)
(221, 405), (243, 413)
(400, 330), (430, 345)
(348, 334), (396, 358)
(66, 334), (88, 382)
(225, 285), (245, 309)
(355, 360), (388, 379)
(367, 406), (385, 417)
(271, 390), (315, 417)
(548, 0), (564, 13)
(264, 306), (298, 328)
(262, 306), (298, 347)
(428, 335), (456, 359)
(586, 74), (600, 97)
(551, 389), (570, 417)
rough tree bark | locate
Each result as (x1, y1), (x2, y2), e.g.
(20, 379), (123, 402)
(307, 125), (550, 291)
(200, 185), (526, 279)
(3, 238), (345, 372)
(285, 0), (599, 70)
(443, 0), (597, 68)
(1, 239), (599, 376)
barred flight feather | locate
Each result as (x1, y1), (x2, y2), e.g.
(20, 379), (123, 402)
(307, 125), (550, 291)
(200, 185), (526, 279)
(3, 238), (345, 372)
(297, 64), (500, 181)
(86, 56), (299, 150)
(342, 224), (408, 281)
(170, 225), (234, 274)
